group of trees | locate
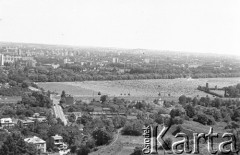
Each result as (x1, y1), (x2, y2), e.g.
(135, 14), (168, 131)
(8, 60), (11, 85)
(225, 83), (240, 98)
(177, 94), (240, 128)
(0, 132), (38, 155)
(2, 63), (240, 84)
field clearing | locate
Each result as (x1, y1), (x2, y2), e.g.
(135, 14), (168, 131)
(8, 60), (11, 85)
(37, 78), (240, 101)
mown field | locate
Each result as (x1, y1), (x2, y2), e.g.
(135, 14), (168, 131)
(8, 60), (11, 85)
(37, 77), (240, 101)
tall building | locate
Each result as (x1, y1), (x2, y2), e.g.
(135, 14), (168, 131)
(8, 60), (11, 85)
(113, 57), (119, 63)
(0, 54), (4, 66)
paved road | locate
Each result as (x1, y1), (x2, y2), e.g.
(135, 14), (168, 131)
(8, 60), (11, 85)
(51, 95), (68, 126)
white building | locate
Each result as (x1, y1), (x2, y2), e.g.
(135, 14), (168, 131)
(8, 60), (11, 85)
(24, 136), (46, 153)
(0, 118), (14, 128)
(112, 58), (119, 63)
(50, 134), (68, 151)
(4, 55), (22, 63)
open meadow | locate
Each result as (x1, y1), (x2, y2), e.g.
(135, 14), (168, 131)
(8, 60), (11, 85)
(37, 77), (240, 101)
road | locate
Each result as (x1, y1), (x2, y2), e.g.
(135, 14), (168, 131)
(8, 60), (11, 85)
(51, 95), (68, 126)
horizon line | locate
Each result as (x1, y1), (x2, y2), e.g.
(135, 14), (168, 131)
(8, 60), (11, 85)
(0, 40), (239, 57)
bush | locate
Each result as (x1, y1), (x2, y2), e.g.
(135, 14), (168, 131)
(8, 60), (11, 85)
(92, 128), (113, 146)
(170, 108), (182, 118)
(193, 113), (209, 125)
(207, 116), (216, 125)
(112, 116), (127, 129)
(122, 120), (143, 136)
(131, 147), (144, 155)
(225, 121), (240, 129)
(179, 95), (187, 105)
(77, 145), (90, 155)
(193, 113), (215, 125)
(184, 104), (195, 118)
(172, 117), (184, 125)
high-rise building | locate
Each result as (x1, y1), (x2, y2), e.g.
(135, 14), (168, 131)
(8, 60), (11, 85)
(113, 57), (119, 63)
(0, 54), (4, 66)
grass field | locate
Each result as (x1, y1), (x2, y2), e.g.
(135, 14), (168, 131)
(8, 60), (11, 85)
(37, 77), (240, 101)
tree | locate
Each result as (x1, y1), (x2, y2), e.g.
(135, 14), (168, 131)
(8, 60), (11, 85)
(78, 114), (92, 125)
(9, 80), (17, 87)
(122, 120), (143, 136)
(100, 95), (108, 103)
(184, 104), (195, 118)
(192, 97), (198, 106)
(92, 128), (113, 146)
(77, 145), (90, 155)
(22, 81), (30, 88)
(170, 108), (182, 118)
(61, 90), (66, 98)
(68, 113), (76, 123)
(193, 113), (209, 125)
(131, 147), (144, 155)
(232, 110), (240, 122)
(0, 132), (37, 155)
(179, 95), (187, 105)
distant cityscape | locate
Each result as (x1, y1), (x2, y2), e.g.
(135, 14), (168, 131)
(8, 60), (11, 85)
(0, 42), (240, 82)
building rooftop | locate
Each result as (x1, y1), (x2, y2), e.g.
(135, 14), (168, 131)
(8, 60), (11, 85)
(52, 134), (63, 140)
(24, 136), (46, 144)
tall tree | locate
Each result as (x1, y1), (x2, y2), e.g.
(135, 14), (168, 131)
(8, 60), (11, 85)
(0, 132), (37, 155)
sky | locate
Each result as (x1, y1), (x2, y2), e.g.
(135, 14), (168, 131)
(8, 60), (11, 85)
(0, 0), (240, 56)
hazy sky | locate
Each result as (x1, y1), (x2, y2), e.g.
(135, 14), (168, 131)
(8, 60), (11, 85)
(0, 0), (240, 55)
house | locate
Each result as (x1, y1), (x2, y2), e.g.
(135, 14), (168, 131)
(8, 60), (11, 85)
(24, 136), (46, 153)
(28, 115), (47, 123)
(0, 118), (14, 128)
(17, 119), (34, 127)
(28, 86), (41, 92)
(0, 96), (22, 104)
(50, 134), (68, 151)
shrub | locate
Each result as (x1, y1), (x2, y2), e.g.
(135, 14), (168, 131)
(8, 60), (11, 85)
(92, 128), (113, 146)
(122, 120), (143, 136)
(172, 117), (184, 125)
(170, 108), (182, 118)
(184, 104), (195, 118)
(193, 113), (208, 125)
(131, 147), (144, 155)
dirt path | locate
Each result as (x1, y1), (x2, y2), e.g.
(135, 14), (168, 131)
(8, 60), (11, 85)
(103, 128), (122, 149)
(90, 128), (122, 155)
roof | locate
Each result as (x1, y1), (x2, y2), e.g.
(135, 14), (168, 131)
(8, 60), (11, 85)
(52, 134), (63, 140)
(0, 118), (13, 123)
(18, 119), (34, 124)
(24, 136), (46, 144)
